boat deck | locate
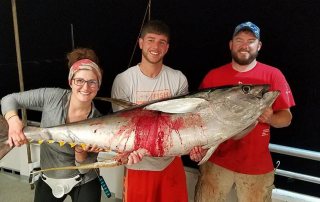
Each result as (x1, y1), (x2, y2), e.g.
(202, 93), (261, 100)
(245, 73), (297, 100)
(0, 170), (121, 202)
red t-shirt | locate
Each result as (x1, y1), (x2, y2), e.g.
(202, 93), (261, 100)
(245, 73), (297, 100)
(200, 62), (295, 174)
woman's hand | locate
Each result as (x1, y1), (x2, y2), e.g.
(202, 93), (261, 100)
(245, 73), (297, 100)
(6, 115), (27, 147)
(81, 144), (104, 153)
(74, 144), (103, 163)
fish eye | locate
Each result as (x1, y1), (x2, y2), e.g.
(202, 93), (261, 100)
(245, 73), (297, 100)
(242, 85), (251, 94)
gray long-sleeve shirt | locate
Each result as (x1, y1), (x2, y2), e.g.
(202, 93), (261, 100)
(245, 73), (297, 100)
(1, 88), (101, 184)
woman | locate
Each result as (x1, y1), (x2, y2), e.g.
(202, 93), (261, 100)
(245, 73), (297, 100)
(1, 48), (103, 202)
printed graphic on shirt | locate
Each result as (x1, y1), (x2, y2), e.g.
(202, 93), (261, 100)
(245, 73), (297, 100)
(136, 89), (171, 104)
(284, 83), (293, 103)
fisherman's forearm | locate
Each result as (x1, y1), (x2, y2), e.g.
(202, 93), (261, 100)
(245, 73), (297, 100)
(4, 110), (18, 121)
(75, 146), (88, 163)
(269, 109), (292, 128)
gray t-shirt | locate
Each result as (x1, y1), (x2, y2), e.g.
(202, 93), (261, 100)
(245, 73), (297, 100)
(1, 88), (101, 184)
(111, 64), (188, 171)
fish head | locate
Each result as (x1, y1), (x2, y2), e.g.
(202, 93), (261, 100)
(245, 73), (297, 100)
(203, 84), (279, 127)
(235, 84), (279, 108)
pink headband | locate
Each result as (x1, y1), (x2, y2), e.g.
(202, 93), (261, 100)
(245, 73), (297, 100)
(68, 59), (102, 87)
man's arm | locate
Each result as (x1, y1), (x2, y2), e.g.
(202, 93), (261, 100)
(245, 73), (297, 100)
(258, 108), (292, 128)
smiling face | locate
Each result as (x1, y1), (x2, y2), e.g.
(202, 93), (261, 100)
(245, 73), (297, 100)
(229, 30), (262, 65)
(139, 33), (169, 65)
(70, 69), (99, 103)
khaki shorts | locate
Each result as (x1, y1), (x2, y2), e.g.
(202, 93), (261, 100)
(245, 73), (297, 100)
(195, 162), (274, 202)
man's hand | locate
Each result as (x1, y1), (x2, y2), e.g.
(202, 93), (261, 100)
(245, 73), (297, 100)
(259, 108), (292, 128)
(258, 107), (273, 124)
(127, 149), (148, 165)
(189, 146), (207, 162)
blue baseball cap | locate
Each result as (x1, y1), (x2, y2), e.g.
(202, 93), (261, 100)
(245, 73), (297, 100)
(233, 21), (260, 39)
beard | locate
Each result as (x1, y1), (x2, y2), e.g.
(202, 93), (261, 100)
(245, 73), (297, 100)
(231, 50), (259, 65)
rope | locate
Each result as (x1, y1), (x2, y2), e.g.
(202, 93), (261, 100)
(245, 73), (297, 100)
(127, 0), (152, 68)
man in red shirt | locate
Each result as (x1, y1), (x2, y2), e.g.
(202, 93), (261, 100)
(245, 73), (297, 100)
(190, 21), (295, 202)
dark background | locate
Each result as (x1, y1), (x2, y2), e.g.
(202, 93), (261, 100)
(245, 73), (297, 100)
(1, 0), (319, 197)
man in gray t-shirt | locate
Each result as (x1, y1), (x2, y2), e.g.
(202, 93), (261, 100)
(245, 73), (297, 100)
(111, 20), (189, 202)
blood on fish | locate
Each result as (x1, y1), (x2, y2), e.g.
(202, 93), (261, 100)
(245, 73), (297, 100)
(118, 109), (185, 156)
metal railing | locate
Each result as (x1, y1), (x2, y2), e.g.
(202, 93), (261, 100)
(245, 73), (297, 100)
(269, 143), (320, 185)
(270, 143), (320, 161)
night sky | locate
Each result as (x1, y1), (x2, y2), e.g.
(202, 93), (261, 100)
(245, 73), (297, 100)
(1, 0), (320, 196)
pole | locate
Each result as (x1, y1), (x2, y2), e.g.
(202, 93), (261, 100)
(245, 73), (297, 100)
(70, 24), (75, 50)
(11, 0), (34, 190)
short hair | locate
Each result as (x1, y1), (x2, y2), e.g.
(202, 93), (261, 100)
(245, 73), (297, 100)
(140, 20), (170, 42)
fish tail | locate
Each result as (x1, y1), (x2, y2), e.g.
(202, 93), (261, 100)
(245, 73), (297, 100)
(0, 115), (13, 160)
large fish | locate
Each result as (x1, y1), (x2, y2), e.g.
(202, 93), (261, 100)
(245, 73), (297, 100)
(0, 84), (279, 171)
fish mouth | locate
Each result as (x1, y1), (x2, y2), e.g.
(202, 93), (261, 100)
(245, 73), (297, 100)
(257, 84), (270, 99)
(242, 84), (270, 99)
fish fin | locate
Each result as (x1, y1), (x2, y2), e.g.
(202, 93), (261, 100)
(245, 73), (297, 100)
(145, 98), (207, 113)
(80, 143), (87, 150)
(232, 121), (258, 140)
(198, 145), (219, 165)
(58, 141), (65, 147)
(0, 115), (13, 160)
(95, 97), (136, 108)
(69, 143), (76, 148)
